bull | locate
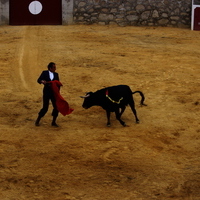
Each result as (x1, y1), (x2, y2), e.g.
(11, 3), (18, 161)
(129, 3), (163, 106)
(81, 85), (146, 127)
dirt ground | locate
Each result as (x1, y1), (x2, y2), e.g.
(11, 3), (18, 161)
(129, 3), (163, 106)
(0, 24), (200, 200)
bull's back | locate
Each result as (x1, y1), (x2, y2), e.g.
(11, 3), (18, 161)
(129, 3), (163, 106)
(107, 85), (132, 99)
(111, 84), (131, 91)
(99, 85), (132, 111)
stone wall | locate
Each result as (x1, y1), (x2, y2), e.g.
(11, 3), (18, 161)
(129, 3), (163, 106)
(74, 0), (192, 27)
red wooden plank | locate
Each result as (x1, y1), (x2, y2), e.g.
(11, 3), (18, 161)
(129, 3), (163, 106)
(10, 0), (62, 25)
(194, 7), (200, 30)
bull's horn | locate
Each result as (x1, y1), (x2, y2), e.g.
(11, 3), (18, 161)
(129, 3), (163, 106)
(80, 94), (90, 98)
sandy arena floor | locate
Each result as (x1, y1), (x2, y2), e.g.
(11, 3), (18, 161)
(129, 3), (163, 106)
(0, 25), (200, 200)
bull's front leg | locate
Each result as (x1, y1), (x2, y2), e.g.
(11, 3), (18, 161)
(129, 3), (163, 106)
(119, 106), (126, 117)
(106, 110), (111, 127)
(115, 109), (126, 127)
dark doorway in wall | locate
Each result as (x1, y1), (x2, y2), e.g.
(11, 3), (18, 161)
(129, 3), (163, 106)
(10, 0), (62, 25)
(194, 7), (200, 30)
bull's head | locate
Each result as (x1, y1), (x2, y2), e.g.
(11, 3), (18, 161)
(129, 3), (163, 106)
(80, 92), (94, 109)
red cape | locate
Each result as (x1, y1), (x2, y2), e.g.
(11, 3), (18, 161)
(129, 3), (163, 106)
(50, 80), (74, 116)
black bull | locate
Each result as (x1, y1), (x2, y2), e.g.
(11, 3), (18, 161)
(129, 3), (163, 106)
(81, 85), (146, 127)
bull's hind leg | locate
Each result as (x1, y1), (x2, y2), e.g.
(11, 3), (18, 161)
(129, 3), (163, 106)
(129, 100), (140, 123)
(115, 109), (126, 127)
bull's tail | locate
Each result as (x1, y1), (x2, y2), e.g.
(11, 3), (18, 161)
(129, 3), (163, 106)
(132, 91), (147, 106)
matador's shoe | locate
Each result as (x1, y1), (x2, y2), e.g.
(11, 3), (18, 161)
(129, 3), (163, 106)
(51, 122), (59, 127)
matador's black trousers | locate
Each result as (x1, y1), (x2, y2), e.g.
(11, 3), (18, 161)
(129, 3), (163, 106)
(38, 85), (58, 118)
